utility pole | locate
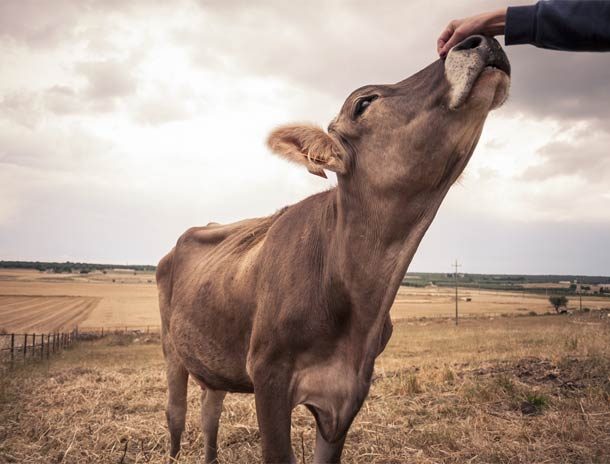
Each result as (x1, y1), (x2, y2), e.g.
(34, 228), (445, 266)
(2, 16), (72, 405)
(579, 278), (582, 311)
(453, 259), (461, 326)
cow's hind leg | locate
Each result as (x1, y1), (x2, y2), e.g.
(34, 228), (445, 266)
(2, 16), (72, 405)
(200, 389), (226, 463)
(166, 361), (189, 461)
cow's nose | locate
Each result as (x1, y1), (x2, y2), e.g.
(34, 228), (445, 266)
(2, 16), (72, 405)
(452, 35), (485, 52)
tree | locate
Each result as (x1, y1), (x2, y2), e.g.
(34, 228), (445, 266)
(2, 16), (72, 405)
(549, 295), (568, 313)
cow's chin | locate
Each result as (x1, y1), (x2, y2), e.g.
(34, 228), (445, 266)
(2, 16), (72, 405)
(468, 68), (510, 111)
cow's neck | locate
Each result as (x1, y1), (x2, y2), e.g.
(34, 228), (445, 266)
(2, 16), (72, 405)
(331, 177), (447, 361)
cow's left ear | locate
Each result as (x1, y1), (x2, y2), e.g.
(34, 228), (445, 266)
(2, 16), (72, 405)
(267, 124), (347, 178)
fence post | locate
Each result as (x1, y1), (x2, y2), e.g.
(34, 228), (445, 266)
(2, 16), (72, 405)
(10, 333), (15, 367)
(41, 334), (45, 360)
(23, 333), (28, 361)
(46, 333), (50, 359)
(32, 333), (36, 359)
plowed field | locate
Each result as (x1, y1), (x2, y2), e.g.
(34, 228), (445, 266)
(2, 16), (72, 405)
(0, 295), (99, 332)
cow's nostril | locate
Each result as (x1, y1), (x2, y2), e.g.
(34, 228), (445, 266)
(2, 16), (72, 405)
(453, 35), (483, 52)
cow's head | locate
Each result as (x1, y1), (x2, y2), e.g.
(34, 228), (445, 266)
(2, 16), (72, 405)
(268, 35), (510, 199)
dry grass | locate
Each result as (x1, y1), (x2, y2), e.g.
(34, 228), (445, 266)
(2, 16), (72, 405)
(1, 314), (609, 463)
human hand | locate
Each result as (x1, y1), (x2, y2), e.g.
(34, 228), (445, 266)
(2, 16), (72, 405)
(437, 8), (507, 58)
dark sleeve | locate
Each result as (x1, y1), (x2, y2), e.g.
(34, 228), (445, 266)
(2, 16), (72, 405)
(505, 0), (610, 51)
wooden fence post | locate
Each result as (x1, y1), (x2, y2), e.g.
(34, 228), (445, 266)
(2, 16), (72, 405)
(41, 334), (45, 360)
(46, 333), (50, 359)
(32, 333), (36, 359)
(23, 333), (28, 361)
(10, 333), (15, 367)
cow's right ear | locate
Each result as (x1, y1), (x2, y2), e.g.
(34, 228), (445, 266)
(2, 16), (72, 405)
(267, 124), (347, 178)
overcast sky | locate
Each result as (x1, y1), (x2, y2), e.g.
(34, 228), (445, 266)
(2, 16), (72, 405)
(0, 0), (608, 275)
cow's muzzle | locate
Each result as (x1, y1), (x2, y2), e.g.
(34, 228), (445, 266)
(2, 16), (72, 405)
(445, 35), (511, 110)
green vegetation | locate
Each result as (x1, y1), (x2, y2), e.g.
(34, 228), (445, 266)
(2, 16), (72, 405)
(0, 260), (155, 274)
(549, 296), (569, 313)
(402, 272), (610, 297)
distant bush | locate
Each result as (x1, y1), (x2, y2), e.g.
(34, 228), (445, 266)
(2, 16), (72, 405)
(549, 296), (568, 313)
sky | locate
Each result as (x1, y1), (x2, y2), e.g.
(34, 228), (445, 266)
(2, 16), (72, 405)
(0, 0), (608, 275)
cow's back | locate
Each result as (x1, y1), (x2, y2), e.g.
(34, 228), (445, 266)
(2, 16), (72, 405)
(159, 211), (286, 392)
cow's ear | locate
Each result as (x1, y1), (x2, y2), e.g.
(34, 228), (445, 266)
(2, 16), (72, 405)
(267, 124), (347, 178)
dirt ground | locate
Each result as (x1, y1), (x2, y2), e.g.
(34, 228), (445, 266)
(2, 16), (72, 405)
(1, 314), (609, 463)
(1, 269), (608, 332)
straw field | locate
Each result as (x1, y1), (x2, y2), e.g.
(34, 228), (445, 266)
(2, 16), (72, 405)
(1, 314), (609, 463)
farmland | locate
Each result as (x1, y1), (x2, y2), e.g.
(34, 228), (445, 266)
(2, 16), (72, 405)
(0, 269), (158, 332)
(1, 267), (610, 463)
(1, 314), (609, 463)
(1, 268), (609, 333)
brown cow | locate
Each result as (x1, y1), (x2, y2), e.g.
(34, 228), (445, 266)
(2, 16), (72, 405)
(157, 35), (510, 463)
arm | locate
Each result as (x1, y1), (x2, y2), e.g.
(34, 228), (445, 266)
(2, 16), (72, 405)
(506, 1), (610, 51)
(438, 1), (610, 56)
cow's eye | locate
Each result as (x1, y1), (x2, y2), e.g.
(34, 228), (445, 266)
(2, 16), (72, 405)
(354, 95), (378, 119)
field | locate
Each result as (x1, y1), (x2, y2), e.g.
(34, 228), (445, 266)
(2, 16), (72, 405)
(1, 314), (609, 463)
(0, 269), (158, 332)
(1, 269), (609, 333)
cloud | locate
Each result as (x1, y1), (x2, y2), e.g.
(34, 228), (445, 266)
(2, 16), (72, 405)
(503, 47), (610, 131)
(0, 0), (608, 273)
(0, 91), (44, 128)
(76, 59), (138, 101)
(0, 0), (82, 48)
(521, 131), (610, 183)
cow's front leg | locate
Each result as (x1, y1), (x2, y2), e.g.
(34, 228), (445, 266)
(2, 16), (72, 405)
(313, 427), (347, 464)
(253, 367), (296, 464)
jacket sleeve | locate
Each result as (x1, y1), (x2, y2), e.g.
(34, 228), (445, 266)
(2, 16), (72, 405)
(505, 0), (610, 51)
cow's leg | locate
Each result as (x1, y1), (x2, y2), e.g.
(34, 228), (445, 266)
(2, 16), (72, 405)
(312, 428), (347, 464)
(166, 361), (189, 461)
(200, 389), (226, 464)
(253, 370), (296, 464)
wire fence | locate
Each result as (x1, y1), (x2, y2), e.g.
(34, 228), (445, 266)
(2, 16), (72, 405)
(0, 330), (77, 370)
(77, 325), (161, 336)
(0, 325), (161, 370)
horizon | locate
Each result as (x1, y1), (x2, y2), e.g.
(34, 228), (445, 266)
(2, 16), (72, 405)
(2, 259), (609, 279)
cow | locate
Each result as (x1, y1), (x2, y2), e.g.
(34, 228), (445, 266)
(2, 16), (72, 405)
(157, 35), (510, 463)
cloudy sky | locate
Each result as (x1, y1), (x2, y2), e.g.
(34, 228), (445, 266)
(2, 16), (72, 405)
(0, 0), (608, 275)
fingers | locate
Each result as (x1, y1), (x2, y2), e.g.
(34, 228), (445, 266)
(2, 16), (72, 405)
(437, 21), (456, 55)
(440, 28), (467, 58)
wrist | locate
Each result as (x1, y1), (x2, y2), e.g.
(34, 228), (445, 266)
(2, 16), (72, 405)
(480, 8), (507, 36)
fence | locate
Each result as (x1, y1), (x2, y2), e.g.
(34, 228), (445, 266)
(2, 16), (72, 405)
(0, 329), (77, 370)
(77, 325), (161, 336)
